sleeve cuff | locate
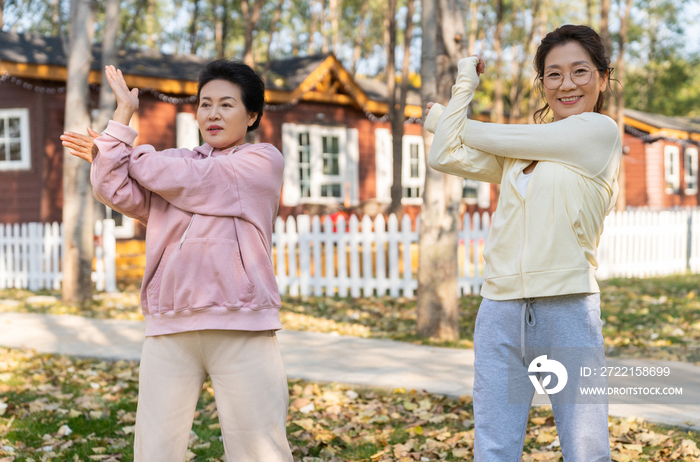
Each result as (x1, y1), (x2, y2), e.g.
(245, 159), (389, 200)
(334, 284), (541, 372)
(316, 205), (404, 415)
(103, 120), (138, 146)
(424, 104), (446, 134)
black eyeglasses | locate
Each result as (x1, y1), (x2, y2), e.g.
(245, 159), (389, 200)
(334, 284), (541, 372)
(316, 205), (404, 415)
(541, 67), (613, 90)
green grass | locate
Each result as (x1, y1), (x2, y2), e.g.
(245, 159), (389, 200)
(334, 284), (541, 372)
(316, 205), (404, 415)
(2, 347), (699, 461)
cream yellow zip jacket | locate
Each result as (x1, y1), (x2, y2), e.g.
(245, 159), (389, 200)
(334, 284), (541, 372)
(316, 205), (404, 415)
(425, 57), (622, 300)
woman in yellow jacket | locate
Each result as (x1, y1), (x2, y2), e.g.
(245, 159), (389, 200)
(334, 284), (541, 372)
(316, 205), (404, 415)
(424, 25), (620, 461)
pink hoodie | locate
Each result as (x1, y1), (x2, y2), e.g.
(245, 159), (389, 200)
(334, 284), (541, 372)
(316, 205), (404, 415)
(91, 120), (283, 336)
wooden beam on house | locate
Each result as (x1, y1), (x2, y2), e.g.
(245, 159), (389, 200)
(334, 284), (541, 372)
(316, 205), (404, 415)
(625, 116), (700, 142)
(2, 57), (425, 119)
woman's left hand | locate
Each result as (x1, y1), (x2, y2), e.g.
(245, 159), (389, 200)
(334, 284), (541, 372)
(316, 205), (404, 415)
(60, 128), (100, 164)
(424, 55), (486, 116)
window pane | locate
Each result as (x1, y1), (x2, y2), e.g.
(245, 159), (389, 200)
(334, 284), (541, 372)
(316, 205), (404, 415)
(411, 162), (419, 178)
(0, 119), (4, 138)
(403, 186), (420, 198)
(463, 180), (478, 199)
(411, 144), (419, 160)
(9, 141), (21, 161)
(322, 135), (340, 175)
(321, 184), (342, 197)
(298, 132), (311, 198)
(331, 157), (339, 175)
(8, 118), (20, 138)
(0, 143), (5, 162)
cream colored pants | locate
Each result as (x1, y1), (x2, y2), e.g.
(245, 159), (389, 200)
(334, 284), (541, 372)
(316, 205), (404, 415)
(134, 330), (293, 462)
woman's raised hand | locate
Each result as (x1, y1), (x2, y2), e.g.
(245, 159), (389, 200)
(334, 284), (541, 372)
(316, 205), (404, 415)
(105, 65), (139, 125)
(424, 54), (486, 116)
(60, 128), (100, 164)
(473, 54), (486, 76)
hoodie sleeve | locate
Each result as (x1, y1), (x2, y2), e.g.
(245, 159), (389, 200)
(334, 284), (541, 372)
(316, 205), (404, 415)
(428, 56), (621, 179)
(91, 121), (151, 225)
(426, 57), (505, 184)
(127, 143), (284, 220)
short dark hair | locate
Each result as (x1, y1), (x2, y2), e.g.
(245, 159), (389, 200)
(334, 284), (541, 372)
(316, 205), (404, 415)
(197, 60), (265, 132)
(533, 25), (614, 123)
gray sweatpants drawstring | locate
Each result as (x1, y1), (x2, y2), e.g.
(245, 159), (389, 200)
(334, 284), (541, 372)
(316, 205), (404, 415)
(521, 298), (536, 366)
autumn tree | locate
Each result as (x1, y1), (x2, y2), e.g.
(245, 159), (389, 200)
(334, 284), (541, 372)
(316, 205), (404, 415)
(62, 0), (96, 303)
(387, 0), (416, 214)
(417, 0), (467, 340)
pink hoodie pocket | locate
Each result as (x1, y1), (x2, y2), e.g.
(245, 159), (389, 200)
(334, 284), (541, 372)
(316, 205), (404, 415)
(146, 243), (178, 311)
(154, 238), (255, 313)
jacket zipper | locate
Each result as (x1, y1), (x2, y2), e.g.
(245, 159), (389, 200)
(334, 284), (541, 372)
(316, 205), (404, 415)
(517, 165), (532, 298)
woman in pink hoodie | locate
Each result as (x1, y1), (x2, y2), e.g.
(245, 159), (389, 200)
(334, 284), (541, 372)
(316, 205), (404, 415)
(61, 61), (293, 462)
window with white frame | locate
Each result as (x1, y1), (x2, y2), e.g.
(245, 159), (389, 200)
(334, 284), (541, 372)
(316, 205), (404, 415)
(0, 108), (31, 171)
(374, 130), (426, 204)
(665, 145), (680, 194)
(282, 123), (359, 205)
(684, 146), (698, 194)
(401, 135), (425, 204)
(176, 112), (201, 149)
(463, 179), (479, 204)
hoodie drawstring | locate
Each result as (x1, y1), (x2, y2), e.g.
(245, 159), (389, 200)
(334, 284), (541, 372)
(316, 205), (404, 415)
(521, 298), (536, 366)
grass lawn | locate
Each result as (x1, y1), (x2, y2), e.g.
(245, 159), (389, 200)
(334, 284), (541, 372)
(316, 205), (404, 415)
(2, 274), (699, 358)
(1, 347), (699, 462)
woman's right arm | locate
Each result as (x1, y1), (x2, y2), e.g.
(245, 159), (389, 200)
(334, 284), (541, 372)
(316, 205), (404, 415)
(91, 121), (151, 225)
(425, 56), (505, 184)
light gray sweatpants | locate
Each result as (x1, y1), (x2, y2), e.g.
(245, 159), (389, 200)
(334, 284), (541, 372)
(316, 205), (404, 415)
(473, 293), (611, 462)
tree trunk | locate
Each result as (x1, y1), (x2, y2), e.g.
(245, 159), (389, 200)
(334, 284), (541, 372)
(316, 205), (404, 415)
(215, 0), (224, 58)
(493, 0), (505, 124)
(614, 0), (632, 211)
(600, 0), (612, 57)
(417, 0), (463, 341)
(264, 0), (285, 72)
(308, 0), (318, 55)
(587, 0), (594, 27)
(145, 0), (155, 48)
(468, 0), (477, 55)
(96, 0), (119, 132)
(189, 0), (199, 54)
(387, 0), (401, 214)
(62, 0), (96, 304)
(221, 0), (229, 58)
(350, 0), (369, 76)
(320, 0), (329, 54)
(241, 0), (263, 66)
(509, 0), (540, 124)
(527, 3), (546, 123)
(329, 0), (339, 53)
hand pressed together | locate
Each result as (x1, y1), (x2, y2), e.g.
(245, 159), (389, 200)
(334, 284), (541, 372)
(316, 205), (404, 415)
(60, 128), (99, 164)
(424, 54), (485, 117)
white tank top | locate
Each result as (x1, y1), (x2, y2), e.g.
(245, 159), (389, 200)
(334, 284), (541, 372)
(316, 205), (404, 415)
(516, 170), (532, 197)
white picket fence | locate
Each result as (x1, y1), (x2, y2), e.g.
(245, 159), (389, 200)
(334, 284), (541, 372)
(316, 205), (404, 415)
(0, 220), (116, 292)
(2, 210), (699, 297)
(273, 209), (700, 297)
(597, 209), (697, 279)
(272, 213), (489, 297)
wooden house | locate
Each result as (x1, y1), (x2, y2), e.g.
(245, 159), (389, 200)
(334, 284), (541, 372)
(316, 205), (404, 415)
(623, 108), (700, 209)
(0, 30), (494, 244)
(2, 29), (698, 244)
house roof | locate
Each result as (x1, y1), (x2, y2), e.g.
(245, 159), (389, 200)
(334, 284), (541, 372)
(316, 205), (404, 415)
(0, 30), (422, 118)
(625, 108), (700, 142)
